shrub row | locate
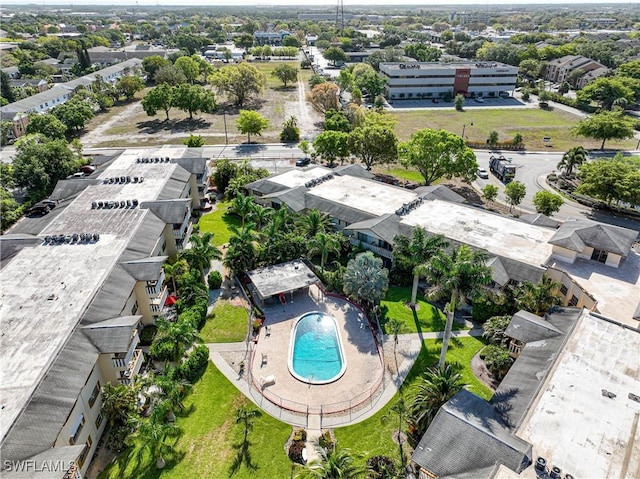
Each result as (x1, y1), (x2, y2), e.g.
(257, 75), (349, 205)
(180, 296), (209, 330)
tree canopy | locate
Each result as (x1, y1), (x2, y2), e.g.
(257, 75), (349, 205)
(210, 63), (266, 107)
(399, 129), (477, 185)
(271, 64), (298, 88)
(172, 84), (216, 119)
(313, 130), (349, 167)
(533, 190), (564, 216)
(571, 110), (635, 150)
(142, 83), (174, 121)
(25, 113), (66, 140)
(236, 110), (269, 143)
(348, 125), (398, 170)
(577, 157), (639, 206)
(306, 82), (339, 113)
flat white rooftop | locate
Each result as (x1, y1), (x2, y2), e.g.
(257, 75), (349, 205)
(401, 200), (555, 267)
(515, 312), (640, 479)
(265, 166), (332, 189)
(0, 147), (185, 441)
(549, 252), (640, 326)
(307, 174), (417, 217)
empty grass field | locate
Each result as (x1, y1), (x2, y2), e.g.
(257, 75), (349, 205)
(200, 300), (248, 343)
(198, 202), (241, 246)
(390, 107), (638, 152)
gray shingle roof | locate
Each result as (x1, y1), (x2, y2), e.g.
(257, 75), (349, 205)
(304, 194), (376, 226)
(0, 330), (99, 462)
(344, 214), (403, 245)
(174, 156), (207, 175)
(504, 310), (564, 343)
(333, 164), (375, 179)
(0, 235), (41, 266)
(412, 389), (533, 478)
(492, 308), (582, 427)
(3, 446), (85, 479)
(140, 199), (191, 224)
(548, 219), (638, 256)
(414, 184), (466, 204)
(245, 177), (290, 196)
(81, 315), (141, 353)
(519, 213), (561, 229)
(157, 166), (191, 201)
(486, 256), (546, 287)
(49, 178), (103, 201)
(120, 256), (167, 281)
(261, 186), (307, 212)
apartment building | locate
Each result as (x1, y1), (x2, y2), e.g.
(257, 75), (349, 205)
(544, 54), (608, 84)
(0, 147), (208, 478)
(0, 58), (143, 140)
(379, 61), (518, 101)
(246, 165), (640, 325)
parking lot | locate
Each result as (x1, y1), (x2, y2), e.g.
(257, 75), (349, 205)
(387, 96), (529, 110)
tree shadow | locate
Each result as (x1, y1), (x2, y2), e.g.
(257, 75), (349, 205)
(136, 118), (211, 134)
(228, 439), (259, 476)
(273, 85), (298, 92)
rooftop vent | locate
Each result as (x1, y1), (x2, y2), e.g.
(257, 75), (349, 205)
(602, 389), (616, 399)
(534, 457), (547, 474)
(550, 466), (562, 479)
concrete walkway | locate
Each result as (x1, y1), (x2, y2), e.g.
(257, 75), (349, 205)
(205, 327), (484, 431)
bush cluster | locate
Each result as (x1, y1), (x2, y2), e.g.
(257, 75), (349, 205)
(208, 270), (222, 290)
(176, 345), (209, 382)
(139, 325), (158, 346)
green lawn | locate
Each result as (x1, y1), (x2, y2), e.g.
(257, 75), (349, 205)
(200, 300), (248, 343)
(99, 364), (293, 479)
(198, 202), (241, 246)
(335, 336), (492, 462)
(100, 338), (491, 478)
(380, 286), (467, 334)
(390, 107), (638, 152)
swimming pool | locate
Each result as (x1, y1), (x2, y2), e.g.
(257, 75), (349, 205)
(289, 312), (346, 384)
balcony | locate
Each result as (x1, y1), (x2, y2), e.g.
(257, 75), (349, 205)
(172, 220), (192, 239)
(121, 349), (143, 383)
(348, 238), (393, 259)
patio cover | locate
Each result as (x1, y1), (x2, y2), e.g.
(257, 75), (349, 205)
(247, 260), (319, 301)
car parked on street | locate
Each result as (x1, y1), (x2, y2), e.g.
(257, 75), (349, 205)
(477, 168), (489, 179)
(296, 157), (311, 167)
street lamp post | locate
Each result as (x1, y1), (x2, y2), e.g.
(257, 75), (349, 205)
(462, 122), (474, 139)
(222, 109), (228, 145)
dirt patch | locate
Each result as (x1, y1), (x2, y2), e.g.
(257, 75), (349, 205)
(441, 178), (514, 215)
(470, 350), (499, 391)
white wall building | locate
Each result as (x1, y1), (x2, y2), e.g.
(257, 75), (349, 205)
(379, 61), (518, 101)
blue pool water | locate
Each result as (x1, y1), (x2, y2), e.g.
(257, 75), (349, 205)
(289, 312), (346, 384)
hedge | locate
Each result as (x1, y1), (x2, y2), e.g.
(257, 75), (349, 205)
(176, 345), (209, 382)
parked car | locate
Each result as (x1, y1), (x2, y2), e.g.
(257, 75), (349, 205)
(296, 157), (311, 167)
(475, 97), (485, 103)
(477, 168), (489, 179)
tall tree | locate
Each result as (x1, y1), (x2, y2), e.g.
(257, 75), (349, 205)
(236, 110), (269, 143)
(504, 181), (527, 212)
(572, 110), (635, 150)
(271, 64), (298, 87)
(210, 63), (266, 107)
(101, 382), (137, 429)
(416, 245), (492, 368)
(172, 84), (216, 120)
(116, 75), (145, 100)
(409, 365), (463, 438)
(323, 46), (348, 66)
(348, 125), (398, 171)
(306, 82), (339, 113)
(533, 190), (564, 216)
(163, 259), (188, 293)
(309, 232), (341, 270)
(154, 64), (187, 86)
(1, 70), (16, 103)
(179, 232), (221, 282)
(142, 55), (171, 81)
(231, 193), (255, 227)
(380, 397), (409, 464)
(399, 129), (478, 185)
(577, 77), (635, 110)
(313, 130), (349, 167)
(557, 146), (588, 176)
(25, 113), (66, 139)
(174, 56), (200, 84)
(343, 251), (389, 314)
(513, 277), (562, 316)
(142, 83), (175, 121)
(52, 98), (94, 133)
(296, 209), (331, 238)
(576, 157), (636, 205)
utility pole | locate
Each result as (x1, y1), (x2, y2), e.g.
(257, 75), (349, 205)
(336, 0), (344, 34)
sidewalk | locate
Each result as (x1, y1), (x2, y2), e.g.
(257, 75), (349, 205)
(205, 328), (484, 429)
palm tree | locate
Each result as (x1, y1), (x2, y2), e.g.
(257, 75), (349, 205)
(231, 193), (255, 227)
(248, 203), (271, 231)
(401, 230), (449, 307)
(155, 375), (192, 421)
(557, 146), (587, 177)
(416, 245), (492, 368)
(309, 232), (341, 270)
(179, 232), (221, 283)
(163, 259), (188, 293)
(482, 315), (512, 346)
(297, 209), (331, 239)
(295, 447), (365, 479)
(154, 318), (199, 361)
(176, 270), (209, 306)
(126, 416), (181, 469)
(343, 251), (389, 314)
(380, 397), (409, 464)
(101, 382), (137, 428)
(224, 222), (258, 276)
(513, 277), (562, 316)
(408, 364), (463, 438)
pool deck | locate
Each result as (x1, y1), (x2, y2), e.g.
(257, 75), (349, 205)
(206, 284), (484, 430)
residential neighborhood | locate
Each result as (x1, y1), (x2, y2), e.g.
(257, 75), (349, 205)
(0, 2), (639, 479)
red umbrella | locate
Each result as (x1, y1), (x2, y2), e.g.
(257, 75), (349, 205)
(165, 295), (177, 306)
